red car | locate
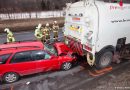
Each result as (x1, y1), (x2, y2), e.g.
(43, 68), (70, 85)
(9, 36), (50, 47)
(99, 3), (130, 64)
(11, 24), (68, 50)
(0, 41), (76, 83)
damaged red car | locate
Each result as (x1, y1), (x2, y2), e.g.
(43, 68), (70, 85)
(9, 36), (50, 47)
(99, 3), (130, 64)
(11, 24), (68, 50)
(0, 41), (76, 83)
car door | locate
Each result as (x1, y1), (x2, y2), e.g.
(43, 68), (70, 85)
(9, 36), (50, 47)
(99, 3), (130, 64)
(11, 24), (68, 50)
(10, 51), (37, 76)
(31, 50), (60, 72)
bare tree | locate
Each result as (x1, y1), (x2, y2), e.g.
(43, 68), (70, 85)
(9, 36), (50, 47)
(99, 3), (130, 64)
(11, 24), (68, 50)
(0, 0), (80, 13)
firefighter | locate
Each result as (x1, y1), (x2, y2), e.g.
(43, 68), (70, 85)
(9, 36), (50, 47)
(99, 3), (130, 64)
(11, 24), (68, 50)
(43, 23), (51, 43)
(34, 24), (43, 41)
(41, 26), (46, 43)
(52, 21), (59, 41)
(4, 28), (15, 43)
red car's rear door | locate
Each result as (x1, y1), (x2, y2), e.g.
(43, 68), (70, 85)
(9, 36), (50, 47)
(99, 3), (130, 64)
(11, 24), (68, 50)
(31, 50), (60, 72)
(9, 51), (37, 76)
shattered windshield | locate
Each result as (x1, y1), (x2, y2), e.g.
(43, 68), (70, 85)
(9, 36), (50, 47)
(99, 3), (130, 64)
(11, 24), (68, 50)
(44, 44), (58, 56)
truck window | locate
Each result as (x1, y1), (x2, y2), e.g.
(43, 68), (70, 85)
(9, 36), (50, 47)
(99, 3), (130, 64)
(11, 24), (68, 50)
(123, 0), (130, 4)
(112, 0), (130, 3)
(98, 0), (130, 3)
(96, 0), (108, 2)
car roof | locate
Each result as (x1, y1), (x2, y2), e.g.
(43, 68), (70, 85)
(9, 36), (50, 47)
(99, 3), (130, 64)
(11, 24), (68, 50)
(0, 41), (44, 49)
(0, 47), (42, 55)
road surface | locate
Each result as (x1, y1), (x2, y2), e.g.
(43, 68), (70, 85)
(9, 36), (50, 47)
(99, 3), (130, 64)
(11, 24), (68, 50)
(0, 29), (64, 44)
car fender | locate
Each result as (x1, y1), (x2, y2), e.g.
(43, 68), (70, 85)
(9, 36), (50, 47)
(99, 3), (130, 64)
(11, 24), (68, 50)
(60, 56), (74, 64)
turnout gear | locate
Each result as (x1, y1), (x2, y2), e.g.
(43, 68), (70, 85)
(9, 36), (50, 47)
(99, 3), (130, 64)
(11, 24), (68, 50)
(43, 23), (51, 42)
(52, 21), (59, 41)
(41, 27), (46, 43)
(34, 24), (43, 41)
(4, 28), (15, 43)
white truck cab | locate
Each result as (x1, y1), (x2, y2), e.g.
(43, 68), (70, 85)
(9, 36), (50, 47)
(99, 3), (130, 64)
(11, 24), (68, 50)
(64, 0), (130, 69)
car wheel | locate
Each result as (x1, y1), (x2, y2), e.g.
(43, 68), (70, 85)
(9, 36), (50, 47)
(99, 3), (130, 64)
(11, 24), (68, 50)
(62, 62), (72, 71)
(95, 49), (113, 69)
(3, 72), (19, 83)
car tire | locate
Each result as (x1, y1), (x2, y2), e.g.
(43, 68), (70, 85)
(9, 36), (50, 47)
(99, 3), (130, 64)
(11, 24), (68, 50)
(95, 49), (113, 69)
(3, 72), (19, 83)
(61, 62), (72, 71)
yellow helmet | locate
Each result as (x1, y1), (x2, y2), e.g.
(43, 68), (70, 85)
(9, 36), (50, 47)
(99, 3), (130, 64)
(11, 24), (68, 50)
(54, 21), (57, 24)
(36, 23), (42, 29)
(4, 28), (10, 32)
(46, 23), (49, 27)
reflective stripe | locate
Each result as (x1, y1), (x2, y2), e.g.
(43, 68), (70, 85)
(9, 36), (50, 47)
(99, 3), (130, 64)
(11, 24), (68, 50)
(53, 31), (58, 32)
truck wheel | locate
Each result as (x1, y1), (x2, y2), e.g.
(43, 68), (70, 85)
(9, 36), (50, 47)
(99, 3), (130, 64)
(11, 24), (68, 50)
(3, 72), (19, 83)
(95, 49), (113, 69)
(61, 62), (72, 71)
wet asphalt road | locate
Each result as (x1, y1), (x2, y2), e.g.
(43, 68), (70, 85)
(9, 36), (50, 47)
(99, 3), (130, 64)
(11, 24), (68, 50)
(0, 30), (130, 90)
(1, 61), (130, 90)
(0, 29), (64, 44)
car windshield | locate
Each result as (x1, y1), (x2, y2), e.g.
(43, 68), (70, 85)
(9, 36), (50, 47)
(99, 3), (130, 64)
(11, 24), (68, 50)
(44, 44), (58, 56)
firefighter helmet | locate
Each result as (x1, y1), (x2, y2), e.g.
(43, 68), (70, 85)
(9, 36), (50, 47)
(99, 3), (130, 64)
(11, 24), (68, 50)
(4, 28), (10, 32)
(36, 24), (42, 29)
(46, 23), (49, 27)
(54, 21), (57, 24)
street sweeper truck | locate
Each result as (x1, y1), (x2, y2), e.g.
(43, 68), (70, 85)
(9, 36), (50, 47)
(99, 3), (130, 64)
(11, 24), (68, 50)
(64, 0), (130, 69)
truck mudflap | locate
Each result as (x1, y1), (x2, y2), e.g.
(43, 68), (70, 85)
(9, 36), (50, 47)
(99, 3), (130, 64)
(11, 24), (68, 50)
(87, 52), (95, 66)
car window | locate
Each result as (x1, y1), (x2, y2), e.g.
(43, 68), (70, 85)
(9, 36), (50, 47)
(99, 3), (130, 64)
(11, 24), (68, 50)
(0, 54), (11, 64)
(45, 53), (51, 59)
(44, 44), (58, 56)
(11, 51), (32, 63)
(32, 50), (51, 61)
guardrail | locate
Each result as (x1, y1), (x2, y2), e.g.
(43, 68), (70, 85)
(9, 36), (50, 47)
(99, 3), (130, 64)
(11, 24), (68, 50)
(0, 11), (63, 20)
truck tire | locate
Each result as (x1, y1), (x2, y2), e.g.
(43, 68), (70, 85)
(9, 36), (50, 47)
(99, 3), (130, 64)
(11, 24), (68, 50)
(95, 49), (113, 69)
